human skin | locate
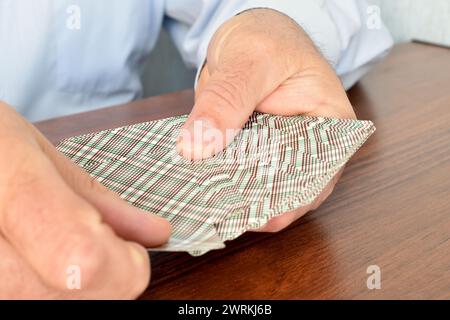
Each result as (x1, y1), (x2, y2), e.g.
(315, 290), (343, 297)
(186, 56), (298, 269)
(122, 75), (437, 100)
(177, 9), (355, 232)
(0, 9), (355, 298)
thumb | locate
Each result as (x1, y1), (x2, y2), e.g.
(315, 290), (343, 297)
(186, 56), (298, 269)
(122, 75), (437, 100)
(177, 38), (291, 160)
(177, 60), (288, 160)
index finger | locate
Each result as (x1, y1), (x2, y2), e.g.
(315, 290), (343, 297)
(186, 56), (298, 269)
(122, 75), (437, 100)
(0, 143), (150, 298)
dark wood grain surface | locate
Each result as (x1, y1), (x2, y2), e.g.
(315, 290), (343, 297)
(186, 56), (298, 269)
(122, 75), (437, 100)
(35, 43), (450, 299)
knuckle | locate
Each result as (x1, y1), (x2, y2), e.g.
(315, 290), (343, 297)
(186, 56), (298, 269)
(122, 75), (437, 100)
(247, 31), (278, 57)
(124, 246), (151, 299)
(57, 227), (108, 289)
(201, 77), (246, 113)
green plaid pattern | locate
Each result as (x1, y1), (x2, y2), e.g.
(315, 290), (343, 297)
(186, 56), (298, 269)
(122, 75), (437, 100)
(56, 113), (375, 256)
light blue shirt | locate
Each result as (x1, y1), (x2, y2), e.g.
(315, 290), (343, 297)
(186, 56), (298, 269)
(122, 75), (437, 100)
(0, 0), (393, 121)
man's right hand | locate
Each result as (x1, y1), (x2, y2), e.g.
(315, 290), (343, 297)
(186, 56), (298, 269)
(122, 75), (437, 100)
(0, 102), (171, 299)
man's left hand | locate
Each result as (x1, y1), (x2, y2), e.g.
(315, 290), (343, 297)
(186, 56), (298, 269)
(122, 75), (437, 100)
(177, 8), (356, 232)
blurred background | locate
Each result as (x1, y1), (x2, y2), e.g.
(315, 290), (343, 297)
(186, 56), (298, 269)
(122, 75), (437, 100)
(142, 0), (450, 97)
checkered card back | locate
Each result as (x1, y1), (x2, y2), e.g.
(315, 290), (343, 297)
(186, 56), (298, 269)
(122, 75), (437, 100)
(57, 113), (375, 255)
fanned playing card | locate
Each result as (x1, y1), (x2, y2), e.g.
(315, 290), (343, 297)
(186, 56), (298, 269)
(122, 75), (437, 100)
(56, 113), (375, 256)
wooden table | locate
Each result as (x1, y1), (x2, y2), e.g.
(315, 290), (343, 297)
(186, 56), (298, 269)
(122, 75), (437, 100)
(35, 43), (450, 299)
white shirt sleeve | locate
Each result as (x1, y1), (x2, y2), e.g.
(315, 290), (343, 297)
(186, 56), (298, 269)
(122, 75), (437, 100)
(164, 0), (393, 89)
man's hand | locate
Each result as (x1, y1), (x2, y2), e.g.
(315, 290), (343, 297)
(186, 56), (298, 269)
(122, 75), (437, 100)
(0, 102), (171, 298)
(177, 9), (356, 232)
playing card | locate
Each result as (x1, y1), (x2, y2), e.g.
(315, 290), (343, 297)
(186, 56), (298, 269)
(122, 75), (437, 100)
(56, 113), (375, 256)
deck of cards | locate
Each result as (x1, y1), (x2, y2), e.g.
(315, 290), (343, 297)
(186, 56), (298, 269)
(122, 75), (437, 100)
(57, 113), (375, 256)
